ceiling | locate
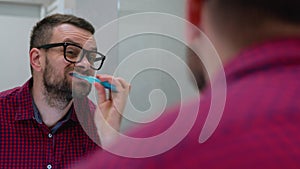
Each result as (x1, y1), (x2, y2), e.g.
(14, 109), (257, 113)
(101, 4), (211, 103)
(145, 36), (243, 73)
(0, 0), (53, 6)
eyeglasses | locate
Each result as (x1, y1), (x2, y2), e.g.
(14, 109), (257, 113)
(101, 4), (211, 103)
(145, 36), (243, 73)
(36, 42), (106, 70)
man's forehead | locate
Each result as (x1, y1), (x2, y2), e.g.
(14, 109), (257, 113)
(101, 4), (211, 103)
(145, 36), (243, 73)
(82, 38), (97, 50)
(61, 37), (97, 49)
(52, 24), (97, 47)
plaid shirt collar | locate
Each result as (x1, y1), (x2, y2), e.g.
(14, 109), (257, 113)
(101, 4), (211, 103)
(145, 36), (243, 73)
(14, 78), (79, 123)
(225, 38), (300, 80)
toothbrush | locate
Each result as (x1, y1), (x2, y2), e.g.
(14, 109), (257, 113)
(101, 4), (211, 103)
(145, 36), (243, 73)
(70, 72), (118, 92)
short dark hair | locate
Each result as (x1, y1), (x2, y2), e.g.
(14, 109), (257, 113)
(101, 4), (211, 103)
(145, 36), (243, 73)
(203, 0), (300, 47)
(30, 13), (95, 50)
(208, 0), (300, 24)
(29, 14), (95, 74)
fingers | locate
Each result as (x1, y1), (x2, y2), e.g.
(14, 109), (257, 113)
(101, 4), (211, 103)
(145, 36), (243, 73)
(94, 79), (107, 104)
(96, 74), (130, 91)
(95, 74), (131, 103)
(115, 77), (131, 92)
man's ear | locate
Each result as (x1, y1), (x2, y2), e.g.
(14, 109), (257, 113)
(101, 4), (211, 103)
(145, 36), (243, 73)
(29, 48), (43, 72)
(186, 0), (203, 42)
(187, 0), (202, 27)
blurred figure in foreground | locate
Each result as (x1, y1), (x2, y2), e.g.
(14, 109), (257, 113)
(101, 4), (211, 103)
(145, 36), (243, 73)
(75, 0), (300, 168)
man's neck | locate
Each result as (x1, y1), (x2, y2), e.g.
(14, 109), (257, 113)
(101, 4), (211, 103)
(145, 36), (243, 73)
(31, 81), (73, 128)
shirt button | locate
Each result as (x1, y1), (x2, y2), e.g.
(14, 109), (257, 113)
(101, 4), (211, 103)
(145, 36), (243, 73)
(47, 164), (52, 169)
(48, 133), (53, 138)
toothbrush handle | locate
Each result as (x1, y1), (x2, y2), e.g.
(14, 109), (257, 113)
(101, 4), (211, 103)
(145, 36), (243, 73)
(101, 81), (118, 92)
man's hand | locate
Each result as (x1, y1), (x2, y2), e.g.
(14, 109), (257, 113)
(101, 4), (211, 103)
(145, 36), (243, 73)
(93, 74), (130, 146)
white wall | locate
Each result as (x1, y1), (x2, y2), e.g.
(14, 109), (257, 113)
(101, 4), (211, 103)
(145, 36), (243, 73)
(117, 0), (199, 130)
(0, 2), (40, 91)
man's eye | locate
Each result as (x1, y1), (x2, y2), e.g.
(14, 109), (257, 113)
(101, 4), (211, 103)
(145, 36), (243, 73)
(66, 50), (78, 58)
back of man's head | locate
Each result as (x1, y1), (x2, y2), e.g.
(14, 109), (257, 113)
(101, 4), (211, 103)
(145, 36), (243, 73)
(211, 0), (300, 22)
(205, 0), (300, 41)
(188, 0), (300, 62)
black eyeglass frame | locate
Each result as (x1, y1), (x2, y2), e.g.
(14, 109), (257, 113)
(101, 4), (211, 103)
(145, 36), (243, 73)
(36, 42), (106, 70)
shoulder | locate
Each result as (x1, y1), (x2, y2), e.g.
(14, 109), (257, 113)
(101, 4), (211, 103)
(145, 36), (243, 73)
(0, 85), (24, 109)
(0, 79), (32, 100)
(0, 80), (32, 122)
(0, 86), (22, 99)
(0, 80), (32, 105)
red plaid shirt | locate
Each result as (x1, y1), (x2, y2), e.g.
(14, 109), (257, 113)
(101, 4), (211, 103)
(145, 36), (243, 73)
(0, 79), (100, 169)
(75, 38), (300, 169)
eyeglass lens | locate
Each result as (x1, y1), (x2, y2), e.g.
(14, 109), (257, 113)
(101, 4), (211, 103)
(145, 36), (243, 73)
(65, 44), (104, 70)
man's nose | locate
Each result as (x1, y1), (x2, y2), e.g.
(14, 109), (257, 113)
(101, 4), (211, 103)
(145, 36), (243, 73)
(75, 54), (91, 71)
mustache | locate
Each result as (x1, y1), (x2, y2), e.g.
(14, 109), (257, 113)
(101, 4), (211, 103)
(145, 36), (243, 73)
(65, 66), (94, 77)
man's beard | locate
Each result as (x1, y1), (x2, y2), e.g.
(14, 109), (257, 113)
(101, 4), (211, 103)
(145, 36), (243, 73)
(43, 56), (92, 110)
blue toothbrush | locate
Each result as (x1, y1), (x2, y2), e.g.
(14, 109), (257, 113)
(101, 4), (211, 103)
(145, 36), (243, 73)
(70, 72), (118, 92)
